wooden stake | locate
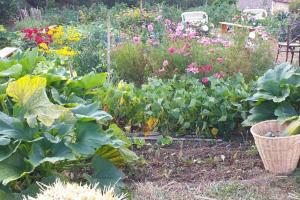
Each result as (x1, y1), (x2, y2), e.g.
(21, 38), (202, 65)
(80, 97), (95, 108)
(107, 13), (111, 82)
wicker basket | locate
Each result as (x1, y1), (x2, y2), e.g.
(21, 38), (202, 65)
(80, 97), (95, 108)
(250, 120), (300, 174)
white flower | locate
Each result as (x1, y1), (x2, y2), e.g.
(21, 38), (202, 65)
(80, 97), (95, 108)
(249, 31), (256, 39)
(201, 25), (209, 32)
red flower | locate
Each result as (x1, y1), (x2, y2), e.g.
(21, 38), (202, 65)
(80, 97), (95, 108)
(168, 47), (176, 54)
(213, 72), (225, 79)
(199, 65), (213, 73)
(201, 77), (209, 84)
(34, 35), (44, 44)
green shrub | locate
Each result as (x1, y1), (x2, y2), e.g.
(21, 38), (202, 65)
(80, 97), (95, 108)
(111, 42), (148, 85)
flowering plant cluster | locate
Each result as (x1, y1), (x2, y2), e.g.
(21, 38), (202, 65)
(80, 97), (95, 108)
(22, 25), (82, 58)
(22, 27), (52, 45)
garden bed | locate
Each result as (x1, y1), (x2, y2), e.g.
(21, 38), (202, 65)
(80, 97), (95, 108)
(125, 140), (265, 183)
(126, 140), (300, 200)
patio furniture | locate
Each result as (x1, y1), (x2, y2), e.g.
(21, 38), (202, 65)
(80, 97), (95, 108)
(243, 9), (268, 20)
(276, 23), (300, 65)
(219, 22), (254, 34)
(181, 11), (208, 26)
(0, 47), (18, 59)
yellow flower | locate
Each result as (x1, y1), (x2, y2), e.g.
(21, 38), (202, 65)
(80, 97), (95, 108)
(39, 42), (48, 50)
(117, 81), (128, 90)
(144, 117), (158, 136)
(55, 46), (77, 57)
(211, 128), (219, 137)
(67, 27), (82, 42)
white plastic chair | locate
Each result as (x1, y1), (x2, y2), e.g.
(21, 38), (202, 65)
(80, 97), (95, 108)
(243, 9), (268, 20)
(181, 11), (208, 25)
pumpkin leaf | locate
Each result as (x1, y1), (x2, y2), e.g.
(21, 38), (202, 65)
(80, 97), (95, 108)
(71, 102), (112, 122)
(6, 76), (66, 127)
(0, 150), (34, 185)
(66, 121), (124, 156)
(84, 156), (124, 186)
(68, 73), (107, 89)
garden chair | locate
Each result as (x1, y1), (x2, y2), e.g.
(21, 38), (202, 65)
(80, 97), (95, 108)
(243, 9), (267, 20)
(181, 11), (208, 26)
(276, 23), (300, 65)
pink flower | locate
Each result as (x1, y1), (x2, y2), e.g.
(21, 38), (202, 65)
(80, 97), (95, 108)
(209, 49), (215, 53)
(147, 23), (154, 32)
(165, 19), (172, 26)
(201, 77), (209, 84)
(132, 36), (141, 44)
(168, 47), (176, 54)
(176, 23), (184, 32)
(156, 15), (163, 21)
(216, 57), (224, 64)
(213, 72), (225, 79)
(163, 60), (169, 67)
(188, 30), (197, 39)
(186, 63), (199, 74)
(199, 65), (213, 73)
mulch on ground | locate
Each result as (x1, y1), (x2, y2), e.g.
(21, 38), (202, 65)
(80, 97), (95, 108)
(125, 140), (266, 184)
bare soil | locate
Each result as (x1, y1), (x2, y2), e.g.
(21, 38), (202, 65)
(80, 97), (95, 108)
(125, 140), (300, 200)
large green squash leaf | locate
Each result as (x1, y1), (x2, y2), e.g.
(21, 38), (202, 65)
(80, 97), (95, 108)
(84, 156), (124, 186)
(274, 103), (298, 120)
(0, 112), (37, 144)
(51, 88), (86, 107)
(0, 150), (34, 185)
(68, 73), (107, 89)
(71, 102), (112, 122)
(97, 145), (138, 166)
(257, 63), (295, 87)
(0, 142), (21, 162)
(28, 140), (75, 167)
(6, 76), (66, 127)
(0, 64), (22, 78)
(243, 102), (277, 126)
(66, 121), (124, 156)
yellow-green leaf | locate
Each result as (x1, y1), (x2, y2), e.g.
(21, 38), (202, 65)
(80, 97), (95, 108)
(6, 76), (66, 127)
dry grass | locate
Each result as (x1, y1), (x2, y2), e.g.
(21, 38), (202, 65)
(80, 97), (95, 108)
(132, 174), (300, 200)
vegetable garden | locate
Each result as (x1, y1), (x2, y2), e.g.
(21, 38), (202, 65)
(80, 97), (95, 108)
(1, 0), (300, 199)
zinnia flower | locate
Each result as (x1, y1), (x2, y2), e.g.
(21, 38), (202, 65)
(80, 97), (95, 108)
(201, 77), (209, 84)
(213, 72), (225, 79)
(156, 15), (163, 21)
(199, 65), (213, 73)
(217, 57), (224, 64)
(186, 63), (199, 74)
(163, 60), (169, 67)
(168, 47), (176, 54)
(147, 23), (154, 32)
(165, 19), (172, 26)
(132, 36), (141, 44)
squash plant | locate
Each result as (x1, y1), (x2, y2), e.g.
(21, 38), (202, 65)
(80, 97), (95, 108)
(244, 63), (300, 126)
(0, 49), (137, 196)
